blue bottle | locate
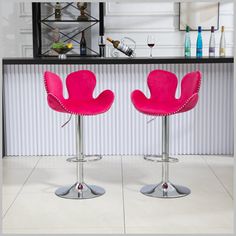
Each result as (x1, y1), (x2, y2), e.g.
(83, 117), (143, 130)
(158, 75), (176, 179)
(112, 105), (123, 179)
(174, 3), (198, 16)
(196, 26), (203, 58)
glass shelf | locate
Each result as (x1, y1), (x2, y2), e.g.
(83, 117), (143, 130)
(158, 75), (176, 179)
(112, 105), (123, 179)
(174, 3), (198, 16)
(40, 19), (99, 23)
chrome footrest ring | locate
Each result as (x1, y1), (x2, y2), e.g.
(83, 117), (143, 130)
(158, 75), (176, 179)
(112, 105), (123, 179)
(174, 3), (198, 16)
(66, 155), (102, 163)
(144, 155), (179, 163)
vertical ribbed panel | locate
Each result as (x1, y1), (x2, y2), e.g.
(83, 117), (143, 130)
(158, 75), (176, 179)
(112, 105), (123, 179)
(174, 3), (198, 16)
(3, 63), (234, 156)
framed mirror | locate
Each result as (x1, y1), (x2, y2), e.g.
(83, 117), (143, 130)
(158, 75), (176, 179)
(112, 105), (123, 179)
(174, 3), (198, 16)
(179, 2), (219, 31)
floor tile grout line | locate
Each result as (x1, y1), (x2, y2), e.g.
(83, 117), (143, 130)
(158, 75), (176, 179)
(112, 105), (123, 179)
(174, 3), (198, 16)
(2, 157), (43, 219)
(201, 156), (233, 200)
(120, 156), (126, 234)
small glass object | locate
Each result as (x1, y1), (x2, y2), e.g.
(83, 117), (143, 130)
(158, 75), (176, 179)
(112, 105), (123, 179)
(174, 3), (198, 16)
(98, 36), (106, 57)
(58, 54), (67, 59)
(147, 35), (155, 58)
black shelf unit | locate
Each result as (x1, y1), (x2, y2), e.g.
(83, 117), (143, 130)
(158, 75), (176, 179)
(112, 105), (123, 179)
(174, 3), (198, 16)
(32, 2), (104, 58)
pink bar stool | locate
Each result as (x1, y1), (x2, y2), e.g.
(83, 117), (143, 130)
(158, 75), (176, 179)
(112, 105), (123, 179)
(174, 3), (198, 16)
(131, 70), (201, 198)
(44, 70), (114, 199)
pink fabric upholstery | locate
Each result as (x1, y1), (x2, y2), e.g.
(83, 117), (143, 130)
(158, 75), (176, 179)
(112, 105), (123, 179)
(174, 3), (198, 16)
(44, 70), (114, 115)
(131, 70), (201, 116)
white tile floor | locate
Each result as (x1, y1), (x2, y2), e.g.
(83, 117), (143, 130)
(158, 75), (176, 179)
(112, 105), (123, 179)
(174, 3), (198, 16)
(2, 155), (234, 234)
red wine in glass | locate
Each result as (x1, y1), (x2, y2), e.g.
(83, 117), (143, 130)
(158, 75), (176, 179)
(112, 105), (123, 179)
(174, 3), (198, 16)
(148, 43), (155, 48)
(147, 35), (155, 57)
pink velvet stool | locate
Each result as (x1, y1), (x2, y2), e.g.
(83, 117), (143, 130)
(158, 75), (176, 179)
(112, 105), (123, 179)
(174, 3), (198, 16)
(44, 70), (114, 199)
(131, 70), (201, 198)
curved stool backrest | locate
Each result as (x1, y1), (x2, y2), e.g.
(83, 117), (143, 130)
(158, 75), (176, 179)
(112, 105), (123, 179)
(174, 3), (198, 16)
(180, 71), (201, 101)
(45, 70), (97, 101)
(44, 70), (114, 115)
(147, 70), (201, 103)
(66, 70), (96, 101)
(131, 70), (201, 116)
(147, 70), (178, 102)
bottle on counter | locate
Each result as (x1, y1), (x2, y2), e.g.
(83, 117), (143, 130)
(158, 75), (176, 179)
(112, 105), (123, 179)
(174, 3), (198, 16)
(219, 26), (226, 57)
(55, 2), (61, 20)
(106, 37), (134, 57)
(184, 25), (191, 57)
(209, 26), (215, 57)
(80, 31), (87, 56)
(196, 26), (203, 58)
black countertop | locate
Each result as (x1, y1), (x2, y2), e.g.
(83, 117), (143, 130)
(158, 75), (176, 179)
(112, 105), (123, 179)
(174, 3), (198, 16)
(3, 56), (234, 65)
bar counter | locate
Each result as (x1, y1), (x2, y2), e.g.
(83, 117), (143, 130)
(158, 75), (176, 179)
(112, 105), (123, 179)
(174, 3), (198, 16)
(3, 56), (234, 65)
(2, 56), (234, 156)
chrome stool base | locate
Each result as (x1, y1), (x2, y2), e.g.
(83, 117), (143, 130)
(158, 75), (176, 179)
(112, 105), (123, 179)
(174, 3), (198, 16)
(144, 155), (178, 163)
(55, 182), (105, 199)
(66, 155), (102, 163)
(140, 182), (191, 198)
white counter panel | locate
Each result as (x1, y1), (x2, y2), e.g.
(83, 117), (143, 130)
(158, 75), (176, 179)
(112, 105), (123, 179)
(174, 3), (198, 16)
(3, 63), (234, 156)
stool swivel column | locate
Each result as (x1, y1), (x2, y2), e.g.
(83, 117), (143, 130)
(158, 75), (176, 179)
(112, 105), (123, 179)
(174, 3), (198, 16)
(141, 116), (191, 198)
(55, 115), (105, 199)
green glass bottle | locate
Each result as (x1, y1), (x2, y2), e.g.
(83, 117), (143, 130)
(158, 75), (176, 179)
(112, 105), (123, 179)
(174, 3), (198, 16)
(184, 25), (191, 57)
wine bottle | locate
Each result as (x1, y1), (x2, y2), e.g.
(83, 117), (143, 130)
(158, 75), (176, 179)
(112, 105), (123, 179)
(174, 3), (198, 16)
(107, 37), (134, 57)
(196, 26), (203, 58)
(219, 26), (226, 57)
(209, 26), (215, 57)
(184, 25), (191, 57)
(80, 31), (87, 56)
(55, 2), (61, 20)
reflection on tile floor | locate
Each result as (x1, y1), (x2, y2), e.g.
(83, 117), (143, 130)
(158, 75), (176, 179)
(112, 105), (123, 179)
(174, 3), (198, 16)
(2, 155), (234, 234)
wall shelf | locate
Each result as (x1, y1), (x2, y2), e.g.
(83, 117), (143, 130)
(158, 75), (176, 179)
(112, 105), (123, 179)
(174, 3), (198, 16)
(32, 2), (104, 58)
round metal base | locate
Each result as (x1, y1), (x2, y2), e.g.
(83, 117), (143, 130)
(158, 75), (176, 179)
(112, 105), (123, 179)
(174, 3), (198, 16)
(66, 155), (102, 163)
(55, 182), (105, 199)
(140, 182), (190, 198)
(144, 155), (179, 163)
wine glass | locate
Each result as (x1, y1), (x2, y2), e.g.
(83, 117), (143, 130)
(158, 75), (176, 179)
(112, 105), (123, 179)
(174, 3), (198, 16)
(147, 35), (155, 58)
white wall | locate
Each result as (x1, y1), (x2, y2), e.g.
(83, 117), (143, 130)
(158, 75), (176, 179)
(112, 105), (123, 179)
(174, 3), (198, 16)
(2, 2), (32, 57)
(1, 1), (234, 58)
(103, 2), (234, 57)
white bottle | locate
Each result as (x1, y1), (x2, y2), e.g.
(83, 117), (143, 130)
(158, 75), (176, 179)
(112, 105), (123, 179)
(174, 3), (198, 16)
(209, 26), (215, 57)
(219, 26), (226, 57)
